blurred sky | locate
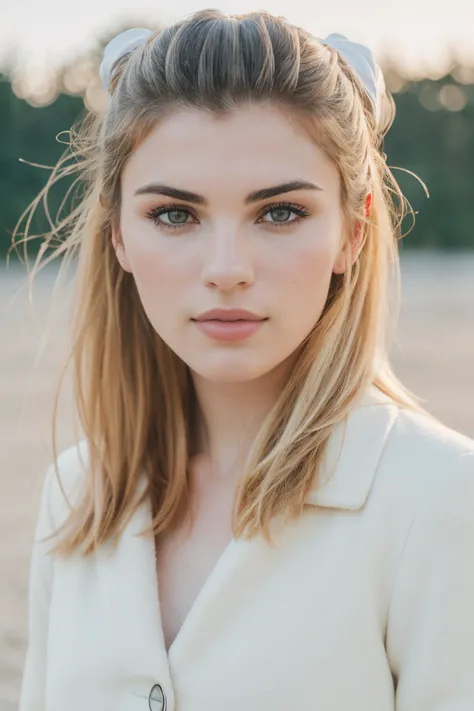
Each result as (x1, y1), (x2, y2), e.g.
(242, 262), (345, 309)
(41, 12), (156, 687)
(2, 0), (474, 78)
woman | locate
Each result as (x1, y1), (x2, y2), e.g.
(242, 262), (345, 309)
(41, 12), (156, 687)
(18, 9), (474, 711)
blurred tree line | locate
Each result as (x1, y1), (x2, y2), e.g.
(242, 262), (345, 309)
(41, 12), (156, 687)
(1, 45), (474, 260)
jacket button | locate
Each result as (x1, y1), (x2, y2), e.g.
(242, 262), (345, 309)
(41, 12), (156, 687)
(149, 683), (167, 711)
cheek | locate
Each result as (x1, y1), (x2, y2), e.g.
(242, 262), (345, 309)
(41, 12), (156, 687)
(121, 213), (187, 288)
(129, 246), (167, 293)
(270, 236), (338, 315)
(120, 228), (189, 331)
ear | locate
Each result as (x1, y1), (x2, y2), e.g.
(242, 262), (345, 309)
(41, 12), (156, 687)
(332, 226), (362, 275)
(332, 193), (371, 275)
(111, 223), (132, 272)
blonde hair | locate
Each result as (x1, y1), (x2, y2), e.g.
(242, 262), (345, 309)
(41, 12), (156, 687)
(13, 8), (425, 557)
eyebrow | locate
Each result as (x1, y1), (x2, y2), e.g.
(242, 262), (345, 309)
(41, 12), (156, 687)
(133, 180), (323, 205)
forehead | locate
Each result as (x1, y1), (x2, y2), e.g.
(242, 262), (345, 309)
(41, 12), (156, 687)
(122, 104), (340, 198)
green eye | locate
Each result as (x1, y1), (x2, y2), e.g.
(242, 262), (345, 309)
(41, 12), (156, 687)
(145, 204), (195, 231)
(161, 210), (189, 224)
(259, 202), (310, 227)
(263, 207), (295, 223)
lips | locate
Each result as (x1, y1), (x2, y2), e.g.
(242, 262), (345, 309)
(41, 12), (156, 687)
(192, 313), (267, 342)
(193, 309), (266, 322)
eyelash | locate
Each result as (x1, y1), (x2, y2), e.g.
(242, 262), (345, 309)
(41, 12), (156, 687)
(144, 201), (311, 232)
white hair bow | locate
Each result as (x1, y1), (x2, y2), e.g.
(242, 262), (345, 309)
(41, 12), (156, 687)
(319, 33), (385, 122)
(99, 27), (385, 121)
(99, 27), (153, 93)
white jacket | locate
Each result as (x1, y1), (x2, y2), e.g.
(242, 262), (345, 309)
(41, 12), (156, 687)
(19, 385), (474, 711)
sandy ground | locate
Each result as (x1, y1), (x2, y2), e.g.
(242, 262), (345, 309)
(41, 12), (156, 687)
(1, 252), (473, 709)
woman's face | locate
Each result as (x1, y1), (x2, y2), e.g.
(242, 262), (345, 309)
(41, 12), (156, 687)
(114, 104), (351, 383)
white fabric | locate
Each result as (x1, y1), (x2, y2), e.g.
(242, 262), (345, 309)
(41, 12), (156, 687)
(99, 28), (153, 93)
(19, 385), (474, 711)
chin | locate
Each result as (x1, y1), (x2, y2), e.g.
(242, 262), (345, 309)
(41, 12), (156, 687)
(189, 354), (276, 384)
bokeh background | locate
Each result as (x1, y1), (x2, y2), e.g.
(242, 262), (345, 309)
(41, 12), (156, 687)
(1, 1), (473, 708)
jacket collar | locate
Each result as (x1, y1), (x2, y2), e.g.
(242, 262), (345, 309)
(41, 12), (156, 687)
(304, 385), (399, 510)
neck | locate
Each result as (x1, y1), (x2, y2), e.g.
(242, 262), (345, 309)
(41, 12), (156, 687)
(190, 359), (294, 480)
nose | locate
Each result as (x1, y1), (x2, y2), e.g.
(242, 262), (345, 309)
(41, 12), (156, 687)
(200, 227), (254, 291)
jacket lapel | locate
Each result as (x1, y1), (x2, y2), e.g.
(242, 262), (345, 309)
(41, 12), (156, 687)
(94, 483), (174, 690)
(304, 385), (399, 509)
